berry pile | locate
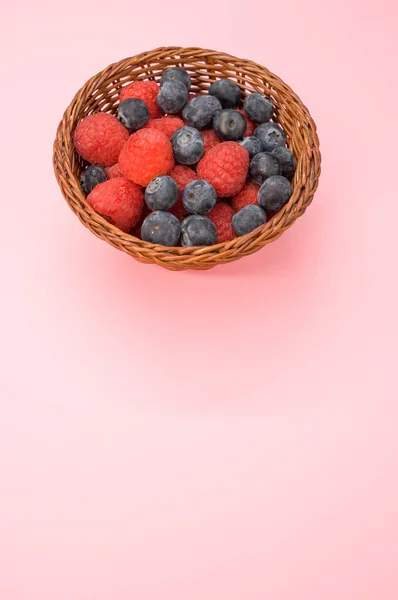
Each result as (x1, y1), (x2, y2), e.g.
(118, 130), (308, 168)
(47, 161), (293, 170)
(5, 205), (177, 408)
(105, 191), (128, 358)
(74, 67), (296, 245)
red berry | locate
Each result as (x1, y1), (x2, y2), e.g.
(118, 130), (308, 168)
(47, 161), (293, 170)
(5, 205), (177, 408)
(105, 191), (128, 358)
(73, 113), (129, 167)
(197, 142), (249, 197)
(201, 129), (220, 153)
(232, 181), (260, 211)
(87, 178), (144, 232)
(236, 109), (256, 136)
(120, 80), (162, 119)
(119, 128), (174, 187)
(105, 163), (123, 179)
(145, 116), (184, 138)
(207, 203), (236, 243)
(168, 165), (197, 219)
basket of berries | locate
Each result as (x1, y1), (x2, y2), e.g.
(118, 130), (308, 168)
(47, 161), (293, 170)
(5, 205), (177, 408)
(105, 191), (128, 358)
(53, 47), (321, 270)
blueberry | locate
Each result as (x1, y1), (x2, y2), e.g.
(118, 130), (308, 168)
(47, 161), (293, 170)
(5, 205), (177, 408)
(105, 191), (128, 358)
(249, 152), (281, 184)
(181, 215), (217, 246)
(213, 109), (246, 141)
(80, 165), (107, 194)
(255, 122), (287, 152)
(271, 147), (296, 180)
(160, 67), (191, 91)
(208, 79), (242, 109)
(145, 176), (179, 211)
(244, 93), (273, 124)
(182, 180), (217, 215)
(238, 136), (263, 158)
(157, 80), (189, 114)
(258, 175), (292, 212)
(171, 126), (204, 165)
(141, 211), (181, 246)
(232, 205), (266, 236)
(117, 98), (149, 130)
(182, 95), (222, 130)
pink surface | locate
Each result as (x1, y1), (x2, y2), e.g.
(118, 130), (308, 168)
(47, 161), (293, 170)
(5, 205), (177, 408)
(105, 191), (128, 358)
(1, 1), (398, 598)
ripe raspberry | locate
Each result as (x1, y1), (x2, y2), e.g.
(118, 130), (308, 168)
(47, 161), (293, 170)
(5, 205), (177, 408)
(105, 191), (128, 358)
(120, 80), (162, 119)
(207, 202), (236, 243)
(232, 181), (260, 211)
(73, 113), (129, 167)
(119, 129), (174, 186)
(237, 109), (256, 136)
(87, 178), (144, 232)
(197, 142), (249, 197)
(105, 163), (123, 179)
(168, 165), (197, 219)
(145, 116), (184, 138)
(201, 129), (220, 153)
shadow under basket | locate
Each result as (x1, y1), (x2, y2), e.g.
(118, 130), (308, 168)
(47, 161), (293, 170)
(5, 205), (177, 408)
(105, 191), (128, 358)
(53, 46), (321, 271)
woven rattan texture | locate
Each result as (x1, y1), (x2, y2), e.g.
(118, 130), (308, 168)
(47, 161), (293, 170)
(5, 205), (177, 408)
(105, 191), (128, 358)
(53, 47), (321, 270)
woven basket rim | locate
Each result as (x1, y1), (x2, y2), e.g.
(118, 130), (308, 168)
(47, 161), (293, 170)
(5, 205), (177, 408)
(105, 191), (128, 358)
(53, 46), (321, 270)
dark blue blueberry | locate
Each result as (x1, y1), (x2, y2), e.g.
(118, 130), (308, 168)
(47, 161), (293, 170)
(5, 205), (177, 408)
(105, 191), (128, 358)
(182, 180), (217, 215)
(182, 95), (222, 130)
(160, 67), (191, 91)
(156, 80), (188, 115)
(249, 152), (281, 185)
(271, 147), (296, 180)
(145, 176), (179, 211)
(141, 211), (181, 246)
(254, 121), (287, 152)
(117, 98), (149, 130)
(170, 126), (204, 165)
(181, 215), (217, 246)
(208, 79), (242, 109)
(80, 164), (107, 195)
(244, 93), (273, 124)
(258, 175), (292, 212)
(238, 136), (263, 158)
(213, 109), (246, 141)
(232, 205), (266, 236)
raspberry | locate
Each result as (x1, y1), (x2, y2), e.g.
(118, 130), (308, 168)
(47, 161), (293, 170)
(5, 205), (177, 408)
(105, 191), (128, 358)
(197, 142), (249, 197)
(168, 165), (197, 218)
(73, 113), (129, 167)
(87, 178), (144, 232)
(232, 181), (260, 211)
(236, 109), (256, 136)
(119, 128), (174, 187)
(105, 163), (123, 179)
(145, 116), (184, 138)
(120, 80), (162, 119)
(201, 129), (220, 153)
(207, 202), (236, 243)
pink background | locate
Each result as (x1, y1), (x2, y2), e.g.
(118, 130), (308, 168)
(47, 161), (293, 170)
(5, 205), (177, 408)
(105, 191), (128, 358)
(1, 1), (398, 598)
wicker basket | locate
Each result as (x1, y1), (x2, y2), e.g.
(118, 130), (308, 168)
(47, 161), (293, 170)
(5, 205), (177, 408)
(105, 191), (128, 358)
(53, 46), (321, 271)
